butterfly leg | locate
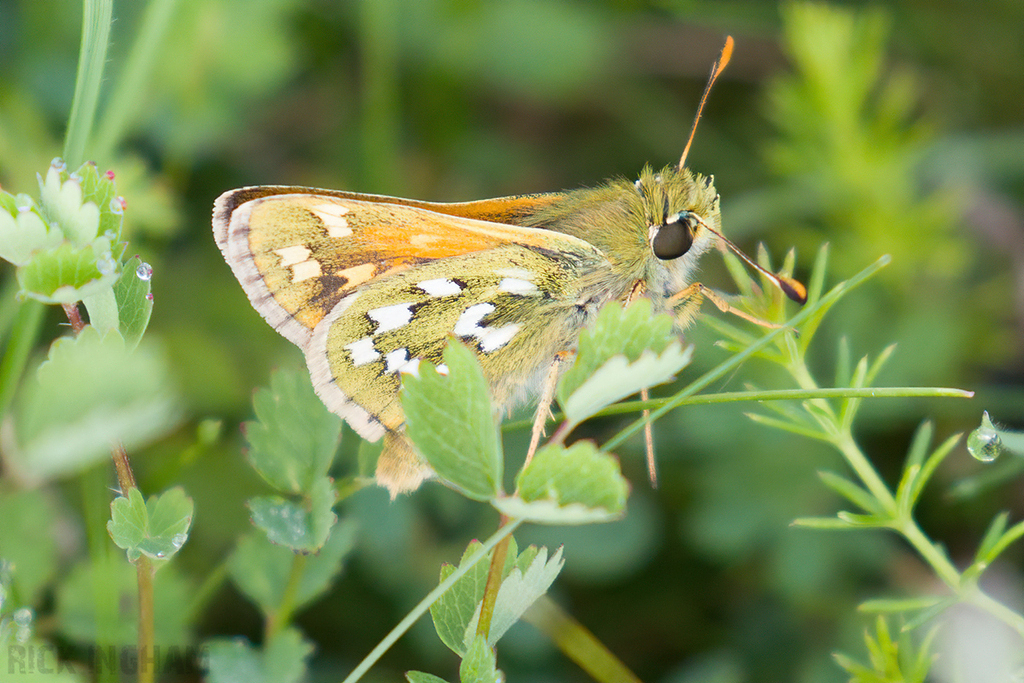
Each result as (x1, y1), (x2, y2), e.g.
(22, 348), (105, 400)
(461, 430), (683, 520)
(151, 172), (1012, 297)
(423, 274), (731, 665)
(669, 282), (785, 329)
(525, 351), (574, 466)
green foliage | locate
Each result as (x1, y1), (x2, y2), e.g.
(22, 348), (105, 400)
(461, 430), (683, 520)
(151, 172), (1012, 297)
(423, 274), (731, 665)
(204, 627), (314, 683)
(244, 368), (341, 494)
(497, 442), (628, 524)
(556, 299), (693, 427)
(402, 341), (502, 500)
(107, 486), (194, 562)
(0, 490), (58, 605)
(429, 537), (562, 656)
(11, 325), (180, 482)
(226, 520), (357, 616)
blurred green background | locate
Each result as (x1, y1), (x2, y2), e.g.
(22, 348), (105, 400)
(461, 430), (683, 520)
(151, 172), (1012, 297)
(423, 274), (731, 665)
(1, 0), (1022, 680)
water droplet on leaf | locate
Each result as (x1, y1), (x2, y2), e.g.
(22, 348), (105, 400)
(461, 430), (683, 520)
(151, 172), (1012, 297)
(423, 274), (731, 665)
(96, 253), (117, 276)
(136, 262), (153, 281)
(968, 412), (1003, 463)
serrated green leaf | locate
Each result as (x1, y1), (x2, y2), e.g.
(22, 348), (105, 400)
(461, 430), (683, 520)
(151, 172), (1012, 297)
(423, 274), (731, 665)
(430, 538), (520, 656)
(497, 442), (627, 523)
(464, 546), (564, 648)
(39, 163), (99, 246)
(228, 519), (356, 615)
(113, 255), (153, 350)
(107, 487), (193, 562)
(204, 627), (313, 683)
(17, 241), (117, 304)
(402, 342), (501, 500)
(12, 326), (181, 482)
(556, 300), (676, 410)
(245, 368), (341, 494)
(561, 343), (692, 427)
(248, 476), (338, 552)
(459, 635), (502, 683)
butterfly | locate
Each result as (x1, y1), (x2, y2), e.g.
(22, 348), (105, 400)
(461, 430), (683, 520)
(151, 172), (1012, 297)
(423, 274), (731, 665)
(212, 37), (805, 496)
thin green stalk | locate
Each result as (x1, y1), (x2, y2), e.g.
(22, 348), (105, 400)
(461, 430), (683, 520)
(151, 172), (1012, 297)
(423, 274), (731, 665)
(92, 0), (182, 161)
(0, 299), (45, 420)
(833, 423), (898, 514)
(137, 556), (155, 683)
(265, 553), (308, 642)
(340, 519), (522, 683)
(523, 596), (641, 683)
(64, 0), (114, 167)
(503, 387), (973, 432)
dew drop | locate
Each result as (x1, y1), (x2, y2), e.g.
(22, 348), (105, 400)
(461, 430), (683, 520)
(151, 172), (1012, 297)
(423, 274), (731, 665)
(967, 412), (1004, 463)
(109, 197), (125, 214)
(145, 292), (154, 301)
(171, 533), (187, 549)
(154, 551), (166, 559)
(136, 262), (153, 281)
(13, 607), (33, 628)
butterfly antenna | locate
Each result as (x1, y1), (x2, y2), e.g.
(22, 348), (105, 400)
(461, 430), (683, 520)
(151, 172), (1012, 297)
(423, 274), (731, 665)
(689, 214), (807, 304)
(678, 35), (734, 171)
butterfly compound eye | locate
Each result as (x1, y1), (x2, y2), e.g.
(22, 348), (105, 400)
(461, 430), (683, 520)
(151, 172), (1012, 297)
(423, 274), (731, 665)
(652, 213), (696, 260)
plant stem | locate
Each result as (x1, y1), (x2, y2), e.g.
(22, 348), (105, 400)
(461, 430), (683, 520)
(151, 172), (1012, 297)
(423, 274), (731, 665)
(523, 596), (641, 683)
(834, 431), (897, 514)
(64, 0), (113, 167)
(137, 556), (155, 683)
(341, 519), (522, 683)
(266, 552), (308, 642)
(476, 530), (511, 640)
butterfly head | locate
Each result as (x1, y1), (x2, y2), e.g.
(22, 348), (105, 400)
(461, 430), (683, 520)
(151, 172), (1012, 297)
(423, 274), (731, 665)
(633, 164), (720, 302)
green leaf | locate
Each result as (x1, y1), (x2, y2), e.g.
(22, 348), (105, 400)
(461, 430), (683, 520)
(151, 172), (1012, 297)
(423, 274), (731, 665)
(430, 538), (520, 656)
(12, 326), (182, 482)
(113, 255), (153, 350)
(406, 673), (450, 683)
(857, 596), (944, 613)
(82, 286), (119, 333)
(204, 627), (313, 683)
(247, 476), (338, 553)
(495, 442), (627, 524)
(556, 300), (686, 424)
(0, 489), (58, 605)
(38, 162), (100, 246)
(465, 546), (564, 648)
(228, 519), (357, 615)
(107, 487), (194, 562)
(459, 635), (502, 683)
(17, 241), (118, 304)
(402, 341), (501, 500)
(245, 368), (341, 494)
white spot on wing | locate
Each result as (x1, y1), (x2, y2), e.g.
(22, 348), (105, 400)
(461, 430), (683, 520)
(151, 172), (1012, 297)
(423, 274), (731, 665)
(399, 358), (421, 377)
(384, 348), (410, 373)
(454, 303), (494, 337)
(327, 218), (351, 238)
(436, 363), (449, 375)
(417, 278), (462, 297)
(274, 245), (312, 267)
(311, 203), (353, 237)
(499, 277), (538, 295)
(345, 336), (379, 366)
(368, 302), (414, 333)
(478, 324), (520, 352)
